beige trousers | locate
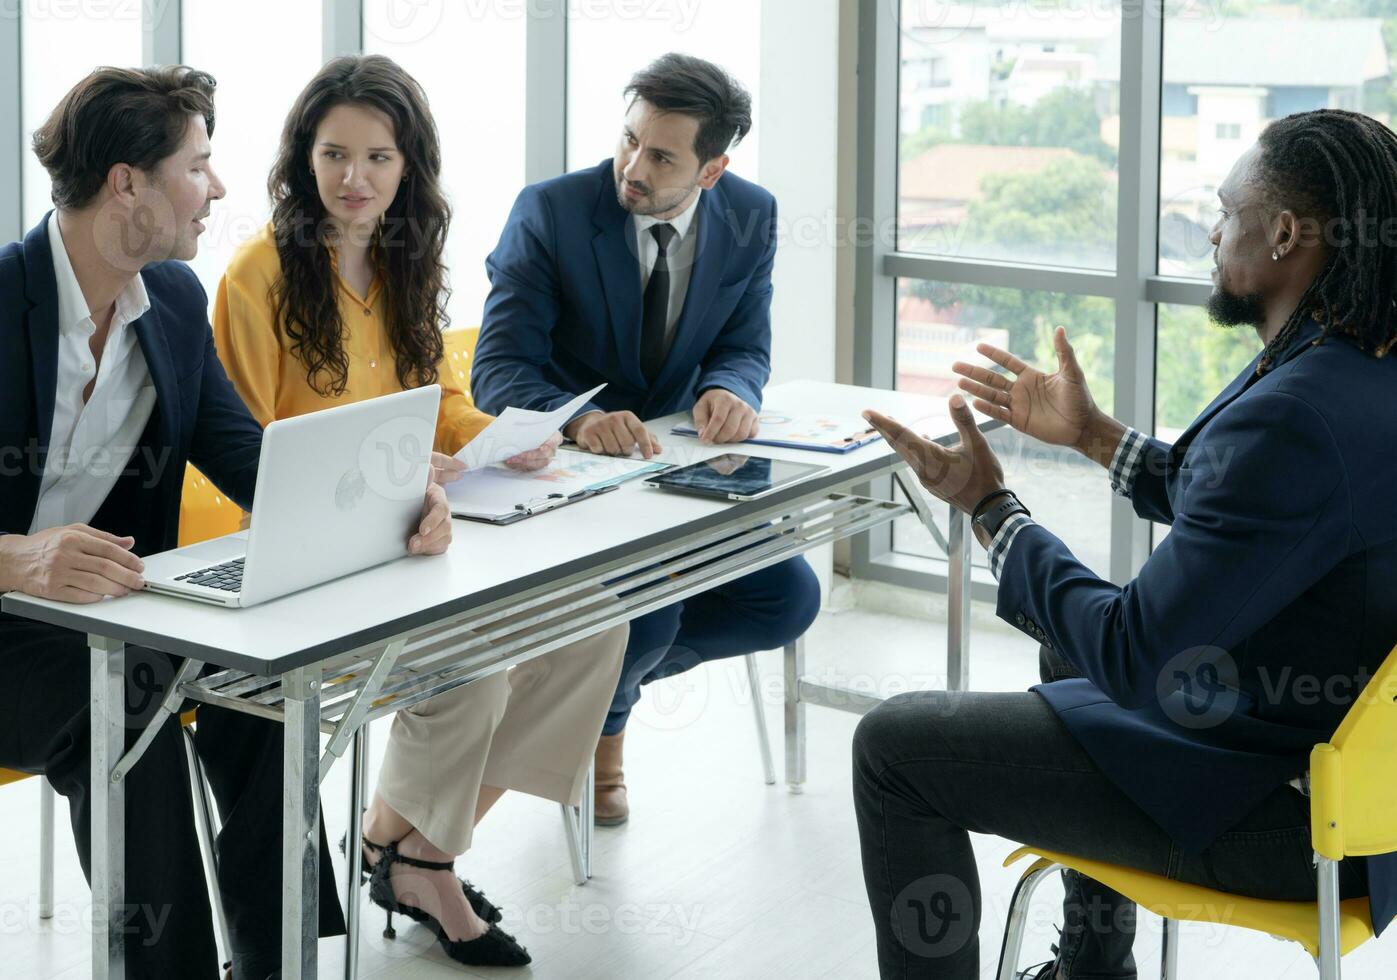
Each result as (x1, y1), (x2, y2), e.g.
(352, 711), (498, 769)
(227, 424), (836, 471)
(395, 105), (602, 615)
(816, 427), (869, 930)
(375, 622), (627, 855)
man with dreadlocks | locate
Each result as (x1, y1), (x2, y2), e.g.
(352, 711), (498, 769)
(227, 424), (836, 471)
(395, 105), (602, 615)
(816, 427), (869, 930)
(849, 108), (1397, 979)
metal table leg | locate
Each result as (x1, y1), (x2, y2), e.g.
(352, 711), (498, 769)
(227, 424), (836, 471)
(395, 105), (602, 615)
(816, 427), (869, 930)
(784, 638), (806, 793)
(946, 504), (972, 692)
(345, 725), (367, 980)
(89, 634), (125, 980)
(282, 666), (321, 978)
(39, 777), (55, 920)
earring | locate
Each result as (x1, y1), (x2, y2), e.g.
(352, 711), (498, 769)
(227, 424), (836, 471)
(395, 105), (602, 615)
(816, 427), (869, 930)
(1272, 249), (1280, 260)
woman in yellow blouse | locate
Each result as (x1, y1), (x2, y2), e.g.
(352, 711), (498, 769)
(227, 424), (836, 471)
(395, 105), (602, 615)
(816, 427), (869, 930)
(213, 55), (627, 969)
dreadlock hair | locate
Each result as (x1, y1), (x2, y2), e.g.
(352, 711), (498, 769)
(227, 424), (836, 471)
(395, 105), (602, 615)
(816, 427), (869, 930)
(1251, 109), (1397, 373)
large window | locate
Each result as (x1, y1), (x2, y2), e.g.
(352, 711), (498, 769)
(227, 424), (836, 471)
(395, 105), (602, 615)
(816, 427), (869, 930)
(366, 0), (527, 330)
(20, 1), (142, 228)
(566, 0), (761, 178)
(893, 279), (1114, 578)
(1159, 2), (1396, 278)
(862, 0), (1397, 591)
(1155, 303), (1259, 439)
(183, 0), (322, 305)
(898, 0), (1120, 269)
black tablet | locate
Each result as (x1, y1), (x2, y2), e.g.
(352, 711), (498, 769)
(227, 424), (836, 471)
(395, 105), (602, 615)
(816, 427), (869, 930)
(642, 453), (829, 501)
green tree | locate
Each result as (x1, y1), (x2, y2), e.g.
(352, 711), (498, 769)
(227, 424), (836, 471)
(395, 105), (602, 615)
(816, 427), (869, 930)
(1155, 305), (1261, 430)
(909, 153), (1117, 407)
(959, 88), (1117, 166)
(964, 155), (1116, 265)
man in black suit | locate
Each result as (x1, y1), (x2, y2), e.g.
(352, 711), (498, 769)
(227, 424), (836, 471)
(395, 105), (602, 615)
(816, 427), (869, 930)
(0, 67), (452, 978)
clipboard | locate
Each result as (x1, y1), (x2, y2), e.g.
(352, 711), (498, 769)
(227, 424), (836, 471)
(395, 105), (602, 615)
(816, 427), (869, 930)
(445, 449), (671, 525)
(453, 483), (622, 525)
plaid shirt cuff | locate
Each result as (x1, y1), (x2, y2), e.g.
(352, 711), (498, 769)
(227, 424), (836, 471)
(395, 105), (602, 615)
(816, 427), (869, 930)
(1108, 427), (1148, 499)
(987, 512), (1035, 581)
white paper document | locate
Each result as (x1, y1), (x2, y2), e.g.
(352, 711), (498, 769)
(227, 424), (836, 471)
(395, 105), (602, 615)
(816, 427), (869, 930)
(454, 384), (606, 469)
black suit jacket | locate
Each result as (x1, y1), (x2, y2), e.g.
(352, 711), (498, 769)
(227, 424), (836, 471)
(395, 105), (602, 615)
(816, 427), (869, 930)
(1, 213), (263, 552)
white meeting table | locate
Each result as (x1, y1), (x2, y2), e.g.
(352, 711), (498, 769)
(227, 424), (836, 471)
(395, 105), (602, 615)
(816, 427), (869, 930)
(2, 379), (994, 979)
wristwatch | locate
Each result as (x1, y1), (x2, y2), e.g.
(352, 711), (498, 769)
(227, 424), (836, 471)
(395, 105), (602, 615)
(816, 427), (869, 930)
(972, 490), (1030, 539)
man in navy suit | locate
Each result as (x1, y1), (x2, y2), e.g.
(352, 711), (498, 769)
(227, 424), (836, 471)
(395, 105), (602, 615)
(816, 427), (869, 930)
(853, 109), (1397, 979)
(0, 67), (451, 979)
(472, 54), (820, 824)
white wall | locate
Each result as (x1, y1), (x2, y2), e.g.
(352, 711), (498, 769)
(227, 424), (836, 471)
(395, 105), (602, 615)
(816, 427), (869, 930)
(760, 0), (842, 595)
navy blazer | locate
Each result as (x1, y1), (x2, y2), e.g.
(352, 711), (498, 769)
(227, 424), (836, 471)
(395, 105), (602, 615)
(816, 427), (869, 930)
(471, 159), (775, 420)
(997, 319), (1397, 934)
(1, 214), (263, 558)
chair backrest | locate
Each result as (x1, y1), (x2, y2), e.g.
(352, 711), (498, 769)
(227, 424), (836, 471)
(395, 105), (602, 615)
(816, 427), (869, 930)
(177, 465), (244, 547)
(1311, 640), (1397, 859)
(443, 327), (480, 392)
(0, 768), (34, 787)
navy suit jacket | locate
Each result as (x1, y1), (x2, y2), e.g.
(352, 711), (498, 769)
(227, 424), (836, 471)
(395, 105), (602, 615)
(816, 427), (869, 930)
(471, 159), (775, 420)
(1, 214), (263, 558)
(998, 319), (1397, 934)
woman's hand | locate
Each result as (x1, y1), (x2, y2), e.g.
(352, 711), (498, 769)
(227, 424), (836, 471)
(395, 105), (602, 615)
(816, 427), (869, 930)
(430, 452), (466, 486)
(503, 431), (563, 472)
(862, 396), (1005, 516)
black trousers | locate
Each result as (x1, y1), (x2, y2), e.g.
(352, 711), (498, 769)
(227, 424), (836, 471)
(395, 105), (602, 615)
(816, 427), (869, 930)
(852, 646), (1368, 980)
(0, 616), (345, 980)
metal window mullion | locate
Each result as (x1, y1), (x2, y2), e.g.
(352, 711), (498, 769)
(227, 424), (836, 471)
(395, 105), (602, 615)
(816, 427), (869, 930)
(526, 0), (566, 182)
(2, 5), (20, 243)
(143, 0), (181, 65)
(1110, 0), (1164, 586)
(850, 0), (902, 580)
(1145, 275), (1210, 308)
(323, 0), (363, 61)
(883, 252), (1121, 300)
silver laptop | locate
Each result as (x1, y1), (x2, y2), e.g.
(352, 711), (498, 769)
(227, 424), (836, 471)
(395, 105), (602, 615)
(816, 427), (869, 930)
(142, 385), (441, 608)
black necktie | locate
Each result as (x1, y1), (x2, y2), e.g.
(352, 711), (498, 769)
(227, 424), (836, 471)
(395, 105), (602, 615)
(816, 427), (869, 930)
(641, 222), (678, 385)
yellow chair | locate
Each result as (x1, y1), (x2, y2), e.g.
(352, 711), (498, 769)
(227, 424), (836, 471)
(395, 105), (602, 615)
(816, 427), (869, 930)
(1, 711), (230, 957)
(443, 325), (480, 391)
(995, 642), (1397, 980)
(178, 466), (243, 547)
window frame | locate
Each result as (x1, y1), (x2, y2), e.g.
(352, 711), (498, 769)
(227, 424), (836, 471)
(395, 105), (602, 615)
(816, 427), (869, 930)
(851, 0), (1199, 598)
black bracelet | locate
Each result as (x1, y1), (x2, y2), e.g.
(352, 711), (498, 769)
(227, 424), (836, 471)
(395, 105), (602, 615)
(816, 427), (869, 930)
(971, 488), (1015, 521)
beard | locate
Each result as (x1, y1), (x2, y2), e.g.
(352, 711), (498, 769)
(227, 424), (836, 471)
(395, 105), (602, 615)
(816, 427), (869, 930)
(1206, 283), (1265, 328)
(615, 175), (697, 216)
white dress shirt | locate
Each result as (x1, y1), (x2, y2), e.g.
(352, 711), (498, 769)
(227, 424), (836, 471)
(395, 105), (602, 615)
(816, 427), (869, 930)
(28, 211), (157, 534)
(633, 188), (702, 352)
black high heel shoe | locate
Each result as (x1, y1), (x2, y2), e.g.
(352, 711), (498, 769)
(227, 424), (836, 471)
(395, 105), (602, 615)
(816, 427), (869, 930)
(338, 828), (502, 924)
(367, 841), (532, 967)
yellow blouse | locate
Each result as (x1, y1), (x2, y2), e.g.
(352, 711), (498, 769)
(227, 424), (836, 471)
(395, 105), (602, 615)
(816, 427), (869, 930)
(212, 222), (491, 455)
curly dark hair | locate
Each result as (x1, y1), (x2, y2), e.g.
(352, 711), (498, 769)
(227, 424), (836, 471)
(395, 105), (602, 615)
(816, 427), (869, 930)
(267, 55), (449, 396)
(1253, 109), (1397, 372)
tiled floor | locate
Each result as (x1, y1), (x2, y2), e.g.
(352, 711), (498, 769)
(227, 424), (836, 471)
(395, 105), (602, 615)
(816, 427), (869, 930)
(2, 584), (1393, 978)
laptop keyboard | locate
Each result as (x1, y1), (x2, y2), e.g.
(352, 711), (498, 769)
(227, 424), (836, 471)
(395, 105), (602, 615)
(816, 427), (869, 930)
(173, 557), (244, 593)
